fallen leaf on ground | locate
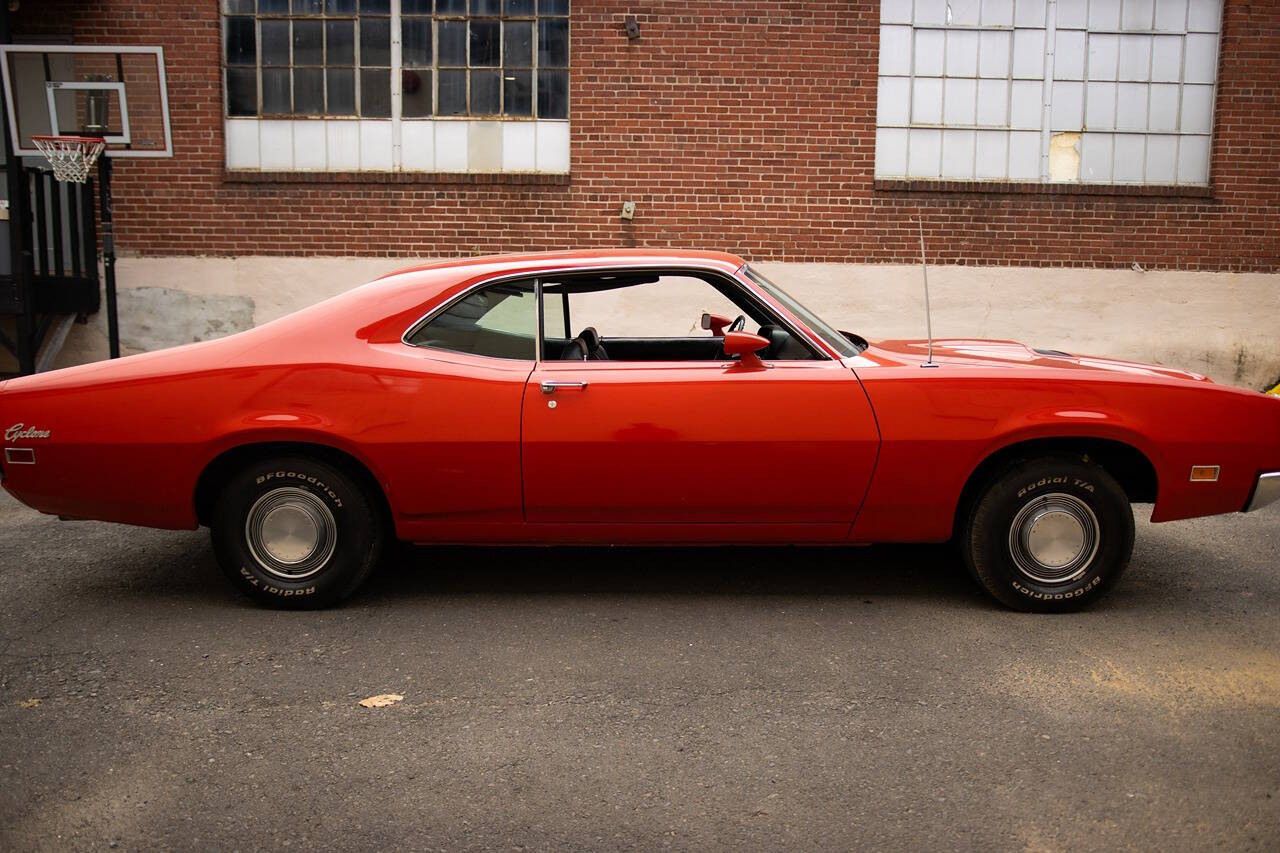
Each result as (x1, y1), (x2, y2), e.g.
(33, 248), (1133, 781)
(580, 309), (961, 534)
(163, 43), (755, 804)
(358, 693), (404, 708)
(18, 698), (41, 709)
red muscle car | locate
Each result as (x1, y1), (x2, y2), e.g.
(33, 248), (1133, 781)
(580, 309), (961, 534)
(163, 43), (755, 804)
(2, 250), (1278, 611)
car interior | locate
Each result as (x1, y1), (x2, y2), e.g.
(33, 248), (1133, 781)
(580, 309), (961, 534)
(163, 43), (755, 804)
(541, 271), (819, 362)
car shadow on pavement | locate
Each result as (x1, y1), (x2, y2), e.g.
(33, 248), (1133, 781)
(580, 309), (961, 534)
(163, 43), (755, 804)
(356, 542), (991, 607)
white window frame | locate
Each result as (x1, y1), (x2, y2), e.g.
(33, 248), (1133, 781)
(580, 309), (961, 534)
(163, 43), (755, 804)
(220, 0), (570, 174)
(875, 0), (1222, 186)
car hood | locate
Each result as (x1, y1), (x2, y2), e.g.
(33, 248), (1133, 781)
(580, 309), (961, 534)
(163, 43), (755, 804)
(863, 337), (1213, 383)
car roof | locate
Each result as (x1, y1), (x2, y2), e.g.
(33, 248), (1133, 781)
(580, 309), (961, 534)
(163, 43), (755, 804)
(375, 248), (747, 282)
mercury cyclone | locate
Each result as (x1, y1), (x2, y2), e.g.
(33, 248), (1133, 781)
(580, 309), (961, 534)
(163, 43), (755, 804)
(2, 250), (1277, 610)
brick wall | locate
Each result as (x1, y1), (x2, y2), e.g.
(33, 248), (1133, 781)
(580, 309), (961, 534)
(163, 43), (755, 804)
(12, 0), (1280, 271)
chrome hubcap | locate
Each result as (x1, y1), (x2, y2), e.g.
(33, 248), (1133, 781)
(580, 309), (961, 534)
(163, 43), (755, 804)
(1008, 493), (1099, 584)
(245, 487), (337, 580)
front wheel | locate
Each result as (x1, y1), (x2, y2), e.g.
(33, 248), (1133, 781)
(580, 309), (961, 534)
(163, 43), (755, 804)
(961, 457), (1134, 612)
(210, 456), (385, 608)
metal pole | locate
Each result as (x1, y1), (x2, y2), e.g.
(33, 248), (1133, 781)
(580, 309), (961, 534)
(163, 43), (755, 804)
(97, 152), (119, 359)
(917, 216), (937, 368)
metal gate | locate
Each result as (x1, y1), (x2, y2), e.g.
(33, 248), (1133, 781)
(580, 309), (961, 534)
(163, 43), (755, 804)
(1, 167), (100, 375)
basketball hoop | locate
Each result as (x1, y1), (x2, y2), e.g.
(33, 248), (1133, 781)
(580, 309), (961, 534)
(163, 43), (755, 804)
(31, 135), (107, 184)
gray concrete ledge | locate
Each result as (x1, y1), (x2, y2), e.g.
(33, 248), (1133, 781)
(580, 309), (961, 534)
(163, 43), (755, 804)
(5, 257), (1277, 390)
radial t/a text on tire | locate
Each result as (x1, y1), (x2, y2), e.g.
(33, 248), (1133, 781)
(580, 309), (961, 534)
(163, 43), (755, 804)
(210, 456), (384, 609)
(961, 456), (1135, 612)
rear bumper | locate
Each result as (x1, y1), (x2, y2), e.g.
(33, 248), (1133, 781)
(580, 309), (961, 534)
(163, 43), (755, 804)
(1244, 472), (1280, 513)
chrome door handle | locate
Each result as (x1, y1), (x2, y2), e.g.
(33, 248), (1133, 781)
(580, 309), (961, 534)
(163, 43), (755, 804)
(540, 380), (589, 394)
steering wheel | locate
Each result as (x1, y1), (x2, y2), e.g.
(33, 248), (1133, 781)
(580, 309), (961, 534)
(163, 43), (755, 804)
(728, 315), (746, 332)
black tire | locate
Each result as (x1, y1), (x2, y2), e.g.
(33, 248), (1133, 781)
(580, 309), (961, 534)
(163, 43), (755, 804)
(210, 456), (385, 609)
(960, 456), (1134, 612)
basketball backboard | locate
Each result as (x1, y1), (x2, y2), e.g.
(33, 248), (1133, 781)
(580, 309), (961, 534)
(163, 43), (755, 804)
(0, 44), (172, 158)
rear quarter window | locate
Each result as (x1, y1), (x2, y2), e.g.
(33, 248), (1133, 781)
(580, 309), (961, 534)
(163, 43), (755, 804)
(406, 281), (537, 360)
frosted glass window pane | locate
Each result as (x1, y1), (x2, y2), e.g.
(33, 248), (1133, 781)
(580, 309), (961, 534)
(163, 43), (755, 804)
(1050, 80), (1084, 130)
(1012, 29), (1046, 78)
(914, 29), (945, 76)
(977, 79), (1010, 125)
(982, 0), (1015, 26)
(950, 0), (980, 26)
(1184, 33), (1218, 83)
(941, 129), (976, 178)
(1085, 82), (1117, 130)
(878, 77), (911, 126)
(1113, 134), (1146, 182)
(880, 0), (913, 24)
(979, 31), (1012, 77)
(880, 26), (913, 75)
(1177, 135), (1210, 183)
(1057, 1), (1087, 29)
(1145, 134), (1177, 182)
(1080, 133), (1113, 182)
(1147, 83), (1179, 131)
(1014, 0), (1046, 27)
(915, 0), (948, 25)
(1116, 83), (1149, 130)
(1090, 0), (1122, 30)
(1010, 79), (1043, 128)
(944, 78), (978, 125)
(1088, 34), (1120, 80)
(912, 77), (944, 124)
(907, 128), (943, 177)
(946, 31), (980, 77)
(1055, 30), (1087, 79)
(1118, 35), (1152, 81)
(1154, 0), (1188, 32)
(975, 130), (1009, 178)
(1150, 36), (1182, 81)
(876, 128), (910, 176)
(1009, 131), (1041, 179)
(1180, 84), (1214, 133)
(1122, 0), (1155, 30)
(1187, 0), (1221, 32)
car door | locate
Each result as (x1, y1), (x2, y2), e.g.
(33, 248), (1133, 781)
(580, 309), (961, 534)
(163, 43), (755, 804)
(520, 271), (880, 526)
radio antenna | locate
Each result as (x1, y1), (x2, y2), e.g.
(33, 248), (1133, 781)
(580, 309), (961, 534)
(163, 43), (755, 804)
(917, 216), (939, 368)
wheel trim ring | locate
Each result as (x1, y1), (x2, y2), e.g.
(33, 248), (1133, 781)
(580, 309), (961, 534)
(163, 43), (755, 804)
(1008, 492), (1100, 585)
(244, 487), (338, 581)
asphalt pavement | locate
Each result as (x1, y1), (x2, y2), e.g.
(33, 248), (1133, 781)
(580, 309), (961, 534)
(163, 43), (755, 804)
(1, 489), (1278, 851)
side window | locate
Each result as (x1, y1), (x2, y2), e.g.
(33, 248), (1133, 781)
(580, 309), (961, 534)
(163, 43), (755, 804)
(406, 281), (536, 360)
(565, 275), (745, 338)
(539, 271), (821, 362)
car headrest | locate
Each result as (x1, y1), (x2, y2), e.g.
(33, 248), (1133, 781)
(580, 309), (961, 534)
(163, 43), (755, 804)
(757, 325), (788, 354)
(577, 326), (602, 349)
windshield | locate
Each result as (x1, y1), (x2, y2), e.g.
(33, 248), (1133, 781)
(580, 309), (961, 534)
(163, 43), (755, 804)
(741, 265), (862, 357)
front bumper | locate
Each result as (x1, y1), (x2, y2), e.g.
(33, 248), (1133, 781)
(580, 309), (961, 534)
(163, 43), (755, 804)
(1244, 472), (1280, 512)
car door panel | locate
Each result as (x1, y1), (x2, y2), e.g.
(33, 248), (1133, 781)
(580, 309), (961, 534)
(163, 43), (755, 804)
(521, 360), (880, 524)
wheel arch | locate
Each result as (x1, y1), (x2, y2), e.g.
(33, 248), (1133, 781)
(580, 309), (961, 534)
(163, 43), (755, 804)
(194, 440), (394, 531)
(952, 436), (1158, 538)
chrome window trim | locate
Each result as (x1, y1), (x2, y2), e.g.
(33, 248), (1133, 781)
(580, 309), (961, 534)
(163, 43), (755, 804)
(400, 262), (837, 362)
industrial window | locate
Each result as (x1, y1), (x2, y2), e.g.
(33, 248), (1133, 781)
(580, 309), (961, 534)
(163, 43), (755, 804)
(875, 0), (1221, 186)
(222, 0), (569, 120)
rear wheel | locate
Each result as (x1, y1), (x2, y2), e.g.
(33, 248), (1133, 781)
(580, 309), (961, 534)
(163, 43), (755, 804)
(211, 456), (384, 608)
(961, 456), (1134, 612)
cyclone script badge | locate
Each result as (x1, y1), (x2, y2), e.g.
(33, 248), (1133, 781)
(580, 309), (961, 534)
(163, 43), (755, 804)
(5, 424), (52, 442)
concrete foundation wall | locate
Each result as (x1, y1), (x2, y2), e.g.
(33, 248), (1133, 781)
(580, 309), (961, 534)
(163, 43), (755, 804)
(6, 258), (1277, 390)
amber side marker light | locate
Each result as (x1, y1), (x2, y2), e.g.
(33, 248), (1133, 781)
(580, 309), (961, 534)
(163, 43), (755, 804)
(1190, 466), (1220, 482)
(4, 448), (35, 465)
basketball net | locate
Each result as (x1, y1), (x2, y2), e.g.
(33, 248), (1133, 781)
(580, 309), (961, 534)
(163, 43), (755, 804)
(31, 135), (106, 184)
